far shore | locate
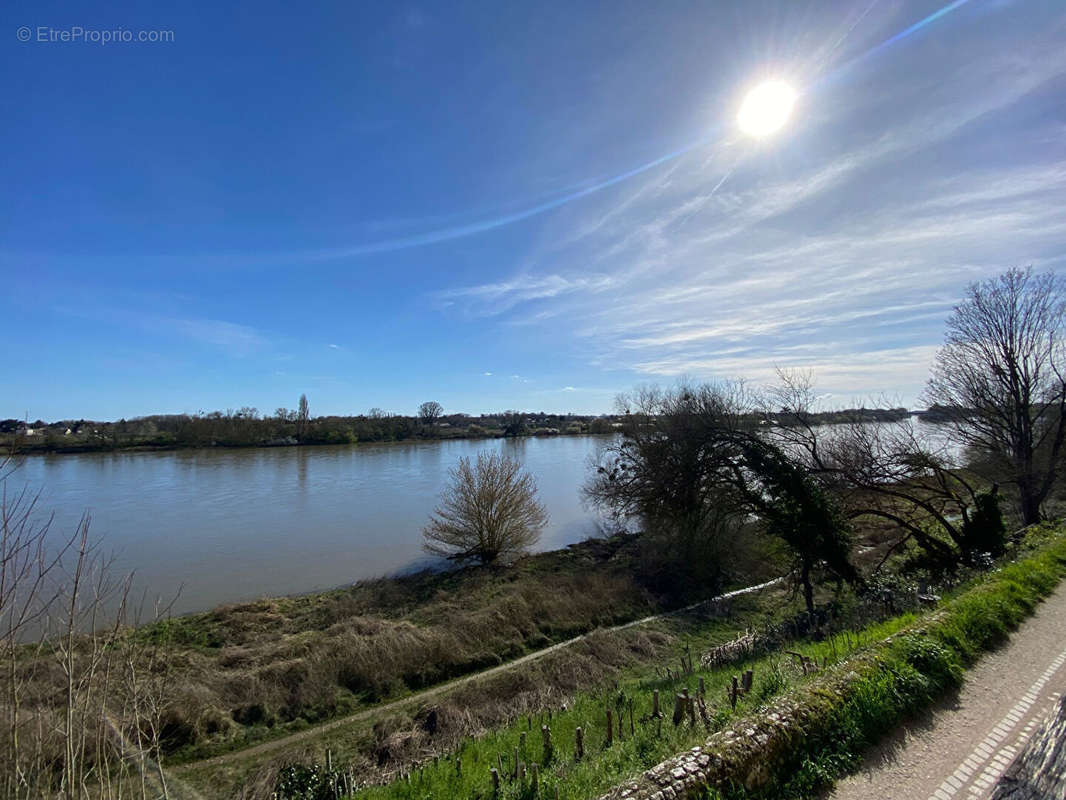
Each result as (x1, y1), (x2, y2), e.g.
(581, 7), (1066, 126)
(2, 405), (932, 456)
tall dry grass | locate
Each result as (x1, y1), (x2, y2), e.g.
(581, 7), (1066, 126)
(0, 453), (185, 799)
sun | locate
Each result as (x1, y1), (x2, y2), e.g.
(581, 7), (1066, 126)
(737, 80), (797, 138)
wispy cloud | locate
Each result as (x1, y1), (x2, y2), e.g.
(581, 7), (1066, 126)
(436, 273), (614, 316)
(55, 304), (270, 358)
(163, 317), (267, 356)
(428, 19), (1066, 403)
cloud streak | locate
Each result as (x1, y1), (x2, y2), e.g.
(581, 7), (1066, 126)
(431, 13), (1066, 404)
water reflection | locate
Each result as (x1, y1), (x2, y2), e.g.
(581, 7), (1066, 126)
(15, 436), (617, 615)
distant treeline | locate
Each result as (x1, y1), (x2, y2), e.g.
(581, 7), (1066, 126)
(769, 407), (913, 425)
(1, 404), (921, 454)
(1, 409), (614, 453)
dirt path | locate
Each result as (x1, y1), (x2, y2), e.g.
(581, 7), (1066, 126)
(829, 582), (1066, 800)
(174, 577), (782, 774)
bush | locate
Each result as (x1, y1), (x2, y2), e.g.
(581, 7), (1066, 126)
(423, 452), (548, 565)
(960, 489), (1007, 559)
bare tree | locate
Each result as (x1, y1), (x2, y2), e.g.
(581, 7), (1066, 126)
(923, 268), (1066, 525)
(768, 369), (1005, 567)
(418, 401), (444, 427)
(423, 452), (548, 565)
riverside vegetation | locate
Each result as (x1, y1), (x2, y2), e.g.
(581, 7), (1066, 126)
(258, 524), (1066, 800)
(1, 406), (911, 455)
(4, 268), (1066, 799)
(2, 433), (1061, 799)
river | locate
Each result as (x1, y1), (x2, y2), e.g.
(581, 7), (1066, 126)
(12, 436), (618, 616)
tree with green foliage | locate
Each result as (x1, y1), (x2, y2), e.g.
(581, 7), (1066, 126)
(734, 438), (858, 613)
(959, 486), (1007, 559)
(501, 410), (525, 437)
(297, 394), (310, 441)
(585, 382), (860, 611)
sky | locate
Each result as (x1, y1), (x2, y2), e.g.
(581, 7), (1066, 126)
(2, 0), (1065, 421)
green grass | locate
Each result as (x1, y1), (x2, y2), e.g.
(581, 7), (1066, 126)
(725, 524), (1066, 799)
(336, 604), (909, 800)
(333, 524), (1066, 800)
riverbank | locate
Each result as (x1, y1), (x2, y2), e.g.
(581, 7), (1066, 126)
(2, 407), (920, 456)
(8, 434), (621, 617)
(1, 412), (618, 455)
(175, 573), (794, 798)
(267, 523), (1062, 800)
(137, 533), (777, 763)
(2, 427), (602, 455)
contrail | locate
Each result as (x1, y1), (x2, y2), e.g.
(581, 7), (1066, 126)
(708, 165), (735, 197)
(311, 0), (979, 259)
(308, 136), (713, 260)
(817, 0), (976, 87)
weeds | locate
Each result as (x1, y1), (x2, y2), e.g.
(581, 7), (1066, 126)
(328, 526), (1066, 800)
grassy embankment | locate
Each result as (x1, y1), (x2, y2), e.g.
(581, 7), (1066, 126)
(130, 530), (775, 763)
(257, 523), (1066, 800)
(173, 529), (898, 797)
(167, 516), (909, 797)
(146, 536), (679, 763)
(174, 588), (788, 798)
(719, 522), (1066, 799)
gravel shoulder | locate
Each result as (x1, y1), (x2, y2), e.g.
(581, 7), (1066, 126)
(828, 581), (1066, 800)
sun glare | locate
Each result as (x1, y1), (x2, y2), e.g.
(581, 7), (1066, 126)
(737, 80), (797, 138)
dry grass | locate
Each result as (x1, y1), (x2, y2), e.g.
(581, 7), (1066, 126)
(124, 536), (679, 758)
(173, 598), (763, 799)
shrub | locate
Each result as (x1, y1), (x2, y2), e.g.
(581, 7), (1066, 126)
(423, 452), (548, 565)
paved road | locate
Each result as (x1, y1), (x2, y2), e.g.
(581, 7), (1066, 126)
(829, 582), (1066, 800)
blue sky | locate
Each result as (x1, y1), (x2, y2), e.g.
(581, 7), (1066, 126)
(3, 0), (1065, 420)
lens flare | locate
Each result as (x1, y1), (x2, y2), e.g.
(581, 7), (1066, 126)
(737, 81), (798, 137)
(302, 0), (974, 259)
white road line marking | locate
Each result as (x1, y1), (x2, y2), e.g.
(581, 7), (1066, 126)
(928, 645), (1066, 800)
